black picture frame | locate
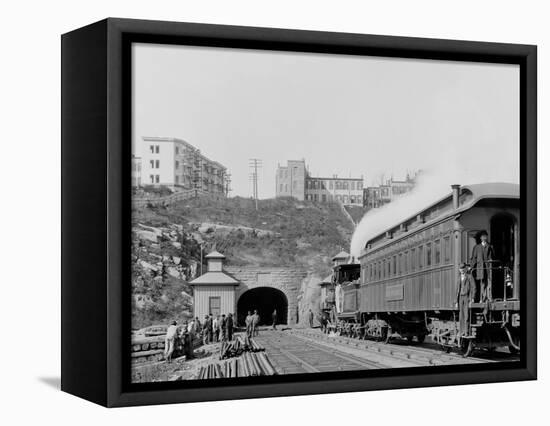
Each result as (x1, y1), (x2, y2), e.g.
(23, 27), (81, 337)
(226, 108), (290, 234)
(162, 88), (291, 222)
(61, 18), (537, 407)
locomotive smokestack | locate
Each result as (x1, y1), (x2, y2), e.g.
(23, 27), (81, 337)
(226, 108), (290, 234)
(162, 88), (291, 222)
(451, 184), (460, 209)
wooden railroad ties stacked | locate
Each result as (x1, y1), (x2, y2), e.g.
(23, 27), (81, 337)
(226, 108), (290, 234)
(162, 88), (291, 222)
(131, 335), (166, 364)
(197, 335), (276, 379)
(219, 335), (265, 360)
(197, 351), (277, 379)
(131, 325), (203, 365)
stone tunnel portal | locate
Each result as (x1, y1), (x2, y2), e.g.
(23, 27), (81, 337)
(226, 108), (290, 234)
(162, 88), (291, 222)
(237, 287), (288, 326)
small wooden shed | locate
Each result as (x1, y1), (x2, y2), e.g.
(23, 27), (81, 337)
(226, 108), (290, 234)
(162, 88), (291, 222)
(189, 251), (239, 319)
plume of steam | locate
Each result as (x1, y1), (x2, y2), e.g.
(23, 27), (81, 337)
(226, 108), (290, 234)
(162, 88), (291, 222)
(350, 157), (519, 258)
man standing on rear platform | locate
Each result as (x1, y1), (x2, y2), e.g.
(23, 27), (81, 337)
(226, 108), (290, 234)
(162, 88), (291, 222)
(456, 263), (476, 337)
(470, 230), (495, 303)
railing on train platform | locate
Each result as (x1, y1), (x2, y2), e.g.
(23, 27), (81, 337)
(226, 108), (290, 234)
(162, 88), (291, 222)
(479, 261), (516, 302)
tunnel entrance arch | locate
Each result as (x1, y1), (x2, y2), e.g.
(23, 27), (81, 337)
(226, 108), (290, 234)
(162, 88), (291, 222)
(237, 287), (288, 326)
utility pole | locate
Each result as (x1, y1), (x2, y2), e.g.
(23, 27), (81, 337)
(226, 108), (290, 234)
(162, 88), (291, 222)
(200, 243), (204, 276)
(248, 158), (262, 210)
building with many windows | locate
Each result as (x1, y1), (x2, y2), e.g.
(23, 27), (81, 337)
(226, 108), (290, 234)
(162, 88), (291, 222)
(275, 160), (364, 206)
(363, 173), (417, 208)
(275, 160), (307, 200)
(306, 176), (363, 205)
(134, 136), (230, 196)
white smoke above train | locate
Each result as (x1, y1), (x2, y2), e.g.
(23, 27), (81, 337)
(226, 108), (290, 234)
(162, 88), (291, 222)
(350, 157), (520, 259)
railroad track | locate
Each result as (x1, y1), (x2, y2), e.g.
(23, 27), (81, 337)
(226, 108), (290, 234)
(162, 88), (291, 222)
(253, 327), (516, 376)
(292, 328), (515, 366)
(254, 331), (385, 375)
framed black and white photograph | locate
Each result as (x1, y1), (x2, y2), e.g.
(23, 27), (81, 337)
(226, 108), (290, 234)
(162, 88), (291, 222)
(61, 18), (537, 407)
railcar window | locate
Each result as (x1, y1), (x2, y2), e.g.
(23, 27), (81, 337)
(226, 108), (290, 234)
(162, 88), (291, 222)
(392, 256), (396, 276)
(398, 253), (402, 275)
(434, 239), (441, 264)
(426, 242), (432, 267)
(418, 246), (424, 269)
(368, 263), (371, 280)
(403, 251), (408, 273)
(411, 248), (416, 271)
(444, 236), (451, 262)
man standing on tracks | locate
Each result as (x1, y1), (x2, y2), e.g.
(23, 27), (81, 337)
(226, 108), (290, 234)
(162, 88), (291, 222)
(164, 321), (178, 363)
(220, 314), (227, 341)
(203, 314), (213, 345)
(456, 263), (476, 337)
(320, 313), (328, 333)
(212, 315), (219, 342)
(470, 230), (495, 303)
(252, 310), (260, 336)
(308, 309), (314, 328)
(225, 313), (234, 341)
(181, 322), (194, 360)
(245, 311), (253, 337)
(272, 309), (278, 330)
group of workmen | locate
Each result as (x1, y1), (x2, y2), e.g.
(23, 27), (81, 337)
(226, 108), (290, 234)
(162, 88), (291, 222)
(244, 310), (260, 337)
(163, 320), (193, 363)
(163, 309), (284, 362)
(199, 313), (236, 345)
(163, 313), (237, 362)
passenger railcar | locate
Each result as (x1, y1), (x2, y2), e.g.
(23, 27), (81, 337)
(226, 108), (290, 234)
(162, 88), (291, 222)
(344, 183), (519, 356)
(334, 263), (361, 321)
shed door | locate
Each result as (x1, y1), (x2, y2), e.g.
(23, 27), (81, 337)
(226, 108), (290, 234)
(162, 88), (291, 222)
(209, 296), (221, 317)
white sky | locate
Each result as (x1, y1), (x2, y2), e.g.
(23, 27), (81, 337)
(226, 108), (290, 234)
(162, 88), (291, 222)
(132, 43), (519, 199)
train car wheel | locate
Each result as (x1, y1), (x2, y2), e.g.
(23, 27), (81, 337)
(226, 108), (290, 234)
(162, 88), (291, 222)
(384, 328), (392, 344)
(461, 339), (474, 358)
(416, 334), (426, 344)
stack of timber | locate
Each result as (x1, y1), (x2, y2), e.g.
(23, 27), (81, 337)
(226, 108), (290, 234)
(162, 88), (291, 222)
(131, 325), (203, 364)
(219, 335), (265, 360)
(198, 351), (277, 379)
(131, 335), (166, 364)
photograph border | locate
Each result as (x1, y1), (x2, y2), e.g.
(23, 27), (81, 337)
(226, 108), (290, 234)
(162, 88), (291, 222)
(61, 18), (537, 407)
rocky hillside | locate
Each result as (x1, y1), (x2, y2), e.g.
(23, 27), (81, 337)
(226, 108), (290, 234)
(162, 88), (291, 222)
(132, 195), (356, 329)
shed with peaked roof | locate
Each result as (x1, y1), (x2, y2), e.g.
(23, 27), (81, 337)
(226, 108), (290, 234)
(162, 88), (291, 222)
(189, 251), (239, 319)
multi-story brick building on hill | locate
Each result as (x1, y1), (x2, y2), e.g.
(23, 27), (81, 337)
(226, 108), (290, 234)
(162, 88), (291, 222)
(133, 136), (230, 197)
(275, 160), (364, 206)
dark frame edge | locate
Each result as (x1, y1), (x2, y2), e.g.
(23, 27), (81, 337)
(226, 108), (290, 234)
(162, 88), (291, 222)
(522, 45), (537, 381)
(61, 18), (110, 406)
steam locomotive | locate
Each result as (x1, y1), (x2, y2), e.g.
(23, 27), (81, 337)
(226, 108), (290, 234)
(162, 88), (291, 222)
(324, 183), (520, 357)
